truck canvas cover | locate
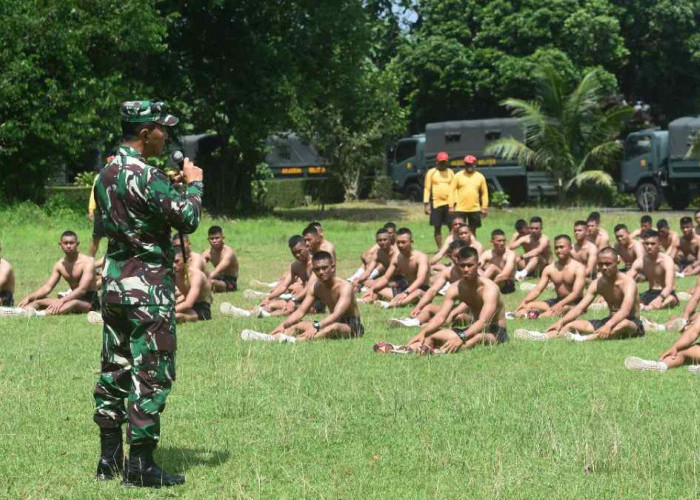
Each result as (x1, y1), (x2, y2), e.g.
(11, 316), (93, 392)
(669, 116), (700, 158)
(424, 118), (524, 160)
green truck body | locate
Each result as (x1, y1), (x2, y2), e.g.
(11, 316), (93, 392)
(619, 116), (700, 210)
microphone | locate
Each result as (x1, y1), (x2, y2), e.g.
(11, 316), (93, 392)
(171, 150), (185, 169)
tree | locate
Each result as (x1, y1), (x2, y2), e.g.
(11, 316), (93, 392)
(485, 67), (633, 203)
(0, 0), (168, 202)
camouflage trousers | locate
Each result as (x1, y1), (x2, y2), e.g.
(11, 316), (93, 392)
(93, 303), (176, 445)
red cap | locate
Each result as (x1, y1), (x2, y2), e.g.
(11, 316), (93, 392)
(464, 155), (477, 165)
(437, 151), (449, 162)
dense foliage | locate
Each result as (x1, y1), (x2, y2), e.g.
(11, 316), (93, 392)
(3, 0), (700, 209)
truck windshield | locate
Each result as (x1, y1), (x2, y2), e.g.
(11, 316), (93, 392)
(625, 136), (652, 159)
(394, 141), (417, 163)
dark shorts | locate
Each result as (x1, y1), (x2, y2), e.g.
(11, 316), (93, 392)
(193, 301), (212, 321)
(429, 204), (451, 227)
(391, 276), (429, 296)
(339, 315), (365, 337)
(78, 290), (101, 312)
(588, 316), (645, 337)
(619, 266), (630, 273)
(452, 323), (508, 344)
(454, 211), (482, 230)
(213, 274), (238, 292)
(499, 280), (515, 294)
(92, 213), (106, 239)
(640, 289), (678, 306)
(677, 258), (694, 271)
(545, 296), (581, 308)
(0, 290), (14, 306)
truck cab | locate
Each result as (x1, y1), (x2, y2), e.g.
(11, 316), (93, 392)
(388, 134), (426, 201)
(618, 129), (668, 210)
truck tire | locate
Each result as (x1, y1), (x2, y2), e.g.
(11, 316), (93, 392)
(404, 183), (422, 202)
(635, 182), (661, 211)
(668, 195), (690, 211)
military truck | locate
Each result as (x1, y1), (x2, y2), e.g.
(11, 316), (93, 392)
(389, 118), (556, 205)
(619, 116), (700, 211)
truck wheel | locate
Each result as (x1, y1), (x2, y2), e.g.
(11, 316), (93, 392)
(635, 182), (661, 211)
(404, 183), (422, 202)
(668, 195), (690, 211)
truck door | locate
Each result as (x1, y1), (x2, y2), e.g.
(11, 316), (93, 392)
(391, 139), (421, 199)
(621, 134), (654, 189)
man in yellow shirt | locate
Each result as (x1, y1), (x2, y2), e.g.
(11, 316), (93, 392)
(423, 151), (455, 249)
(449, 155), (488, 237)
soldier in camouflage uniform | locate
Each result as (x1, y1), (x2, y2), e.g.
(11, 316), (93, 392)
(92, 101), (203, 487)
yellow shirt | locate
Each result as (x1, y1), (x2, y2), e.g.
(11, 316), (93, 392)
(449, 170), (488, 212)
(88, 176), (98, 214)
(423, 168), (455, 207)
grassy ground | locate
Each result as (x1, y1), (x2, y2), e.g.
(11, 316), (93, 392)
(1, 202), (700, 499)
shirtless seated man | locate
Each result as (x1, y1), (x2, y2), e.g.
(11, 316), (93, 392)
(203, 225), (239, 292)
(16, 231), (100, 315)
(613, 224), (644, 273)
(174, 249), (212, 322)
(0, 242), (15, 307)
(586, 211), (610, 250)
(516, 247), (644, 341)
(303, 224), (337, 263)
(629, 215), (653, 240)
(571, 220), (598, 279)
(657, 219), (680, 259)
(431, 223), (483, 274)
(480, 229), (516, 294)
(348, 222), (396, 283)
(221, 235), (324, 318)
(675, 216), (700, 276)
(390, 240), (469, 328)
(241, 251), (364, 342)
(353, 228), (398, 292)
(510, 216), (551, 280)
(509, 219), (530, 248)
(363, 227), (430, 308)
(376, 246), (508, 355)
(172, 234), (208, 276)
(628, 229), (679, 310)
(514, 234), (586, 318)
(429, 215), (466, 267)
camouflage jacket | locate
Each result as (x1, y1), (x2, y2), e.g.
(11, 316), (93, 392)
(95, 145), (203, 305)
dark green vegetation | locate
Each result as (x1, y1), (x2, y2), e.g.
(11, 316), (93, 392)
(4, 1), (700, 210)
(1, 204), (700, 498)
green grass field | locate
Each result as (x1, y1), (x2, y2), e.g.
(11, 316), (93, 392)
(2, 202), (700, 499)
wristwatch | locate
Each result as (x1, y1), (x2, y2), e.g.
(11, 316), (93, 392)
(313, 321), (321, 332)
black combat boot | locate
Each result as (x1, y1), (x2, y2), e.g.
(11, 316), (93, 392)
(95, 427), (123, 480)
(123, 442), (185, 488)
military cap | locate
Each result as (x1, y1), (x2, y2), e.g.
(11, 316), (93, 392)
(121, 100), (179, 126)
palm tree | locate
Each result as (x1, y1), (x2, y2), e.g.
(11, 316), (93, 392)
(486, 67), (633, 204)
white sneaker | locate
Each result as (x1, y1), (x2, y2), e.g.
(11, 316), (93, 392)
(240, 329), (275, 342)
(514, 329), (547, 341)
(640, 316), (662, 332)
(519, 282), (536, 291)
(87, 311), (103, 324)
(678, 291), (692, 301)
(687, 365), (700, 375)
(438, 283), (450, 296)
(244, 289), (267, 299)
(515, 270), (528, 281)
(277, 334), (297, 343)
(253, 306), (271, 318)
(625, 356), (668, 372)
(565, 332), (590, 342)
(666, 317), (688, 332)
(0, 307), (25, 316)
(373, 300), (391, 309)
(220, 302), (252, 317)
(360, 286), (369, 293)
(57, 289), (72, 299)
(249, 279), (276, 289)
(279, 293), (294, 300)
(676, 272), (686, 279)
(389, 317), (421, 328)
(505, 311), (515, 320)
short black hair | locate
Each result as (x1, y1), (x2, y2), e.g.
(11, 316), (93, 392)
(288, 235), (304, 248)
(310, 221), (322, 230)
(681, 216), (693, 226)
(457, 223), (470, 232)
(643, 229), (660, 239)
(554, 234), (571, 244)
(60, 230), (78, 240)
(450, 214), (465, 224)
(515, 219), (527, 231)
(121, 121), (157, 141)
(614, 224), (628, 233)
(641, 215), (652, 224)
(457, 246), (479, 261)
(172, 233), (189, 244)
(383, 222), (397, 231)
(397, 227), (412, 237)
(656, 219), (669, 230)
(599, 246), (618, 258)
(529, 216), (542, 225)
(491, 229), (505, 238)
(312, 251), (333, 262)
(208, 225), (223, 236)
(448, 240), (468, 252)
(376, 228), (390, 236)
(302, 225), (319, 236)
(587, 211), (601, 223)
(574, 220), (587, 228)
